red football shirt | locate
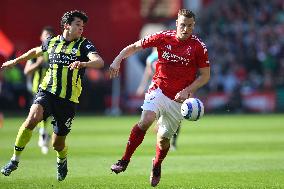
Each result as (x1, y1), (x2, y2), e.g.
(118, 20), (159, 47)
(141, 30), (210, 99)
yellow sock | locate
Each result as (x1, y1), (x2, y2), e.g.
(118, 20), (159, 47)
(13, 126), (33, 157)
(57, 146), (68, 163)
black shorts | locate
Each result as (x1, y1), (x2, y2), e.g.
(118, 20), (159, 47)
(33, 89), (76, 136)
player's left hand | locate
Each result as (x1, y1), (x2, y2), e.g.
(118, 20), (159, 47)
(69, 61), (85, 70)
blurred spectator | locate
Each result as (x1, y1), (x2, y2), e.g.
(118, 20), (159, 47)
(1, 62), (28, 110)
(196, 0), (284, 111)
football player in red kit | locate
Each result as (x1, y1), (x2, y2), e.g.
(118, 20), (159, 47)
(109, 9), (210, 187)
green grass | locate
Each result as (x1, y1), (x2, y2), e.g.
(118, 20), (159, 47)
(0, 114), (284, 189)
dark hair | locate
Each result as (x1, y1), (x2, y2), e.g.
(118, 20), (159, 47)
(42, 26), (55, 36)
(60, 10), (88, 30)
(178, 9), (195, 20)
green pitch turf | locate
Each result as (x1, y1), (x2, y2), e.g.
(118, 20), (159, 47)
(0, 114), (283, 189)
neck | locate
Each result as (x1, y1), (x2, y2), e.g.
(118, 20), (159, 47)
(176, 35), (185, 41)
(176, 34), (190, 41)
(62, 30), (78, 41)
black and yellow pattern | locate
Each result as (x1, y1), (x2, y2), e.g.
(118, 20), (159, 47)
(40, 35), (96, 103)
(30, 59), (48, 94)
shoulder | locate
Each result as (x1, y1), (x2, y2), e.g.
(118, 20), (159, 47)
(161, 30), (176, 37)
(43, 35), (59, 46)
(190, 35), (208, 56)
(42, 36), (57, 51)
(154, 30), (176, 39)
(43, 36), (52, 46)
(80, 38), (93, 47)
(48, 35), (61, 43)
(143, 30), (172, 40)
(80, 38), (94, 46)
(190, 35), (207, 48)
(79, 38), (97, 53)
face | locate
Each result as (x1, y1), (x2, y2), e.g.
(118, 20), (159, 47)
(65, 17), (84, 39)
(40, 30), (52, 42)
(176, 15), (195, 41)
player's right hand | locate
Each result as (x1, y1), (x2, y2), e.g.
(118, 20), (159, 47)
(1, 60), (17, 70)
(109, 61), (120, 79)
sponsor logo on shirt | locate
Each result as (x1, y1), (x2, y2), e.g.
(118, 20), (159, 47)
(86, 44), (93, 49)
(49, 53), (77, 65)
(161, 51), (190, 65)
(187, 46), (192, 55)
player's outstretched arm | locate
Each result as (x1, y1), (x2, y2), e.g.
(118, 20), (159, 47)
(109, 40), (143, 79)
(1, 47), (43, 70)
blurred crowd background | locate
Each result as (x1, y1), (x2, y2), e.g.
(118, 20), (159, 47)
(0, 0), (283, 114)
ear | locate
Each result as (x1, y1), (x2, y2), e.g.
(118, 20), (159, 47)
(176, 19), (178, 27)
(63, 23), (70, 30)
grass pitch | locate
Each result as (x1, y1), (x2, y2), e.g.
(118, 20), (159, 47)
(0, 114), (283, 189)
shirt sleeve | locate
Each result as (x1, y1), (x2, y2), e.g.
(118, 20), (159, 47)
(196, 41), (210, 68)
(80, 39), (97, 57)
(41, 37), (52, 52)
(141, 31), (164, 49)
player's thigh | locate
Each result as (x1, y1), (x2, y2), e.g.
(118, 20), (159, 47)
(140, 88), (166, 127)
(157, 105), (182, 140)
(33, 89), (52, 121)
(52, 100), (76, 136)
(139, 110), (156, 129)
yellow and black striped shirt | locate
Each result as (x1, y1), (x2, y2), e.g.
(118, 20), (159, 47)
(40, 35), (97, 103)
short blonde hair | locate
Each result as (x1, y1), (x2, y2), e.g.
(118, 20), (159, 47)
(178, 9), (195, 20)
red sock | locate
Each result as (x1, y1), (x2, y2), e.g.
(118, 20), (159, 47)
(122, 124), (146, 161)
(153, 144), (169, 167)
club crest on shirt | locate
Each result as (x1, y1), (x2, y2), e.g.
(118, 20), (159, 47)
(165, 44), (172, 51)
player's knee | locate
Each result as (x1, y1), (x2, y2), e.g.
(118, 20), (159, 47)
(24, 106), (43, 129)
(139, 119), (154, 130)
(139, 113), (155, 130)
(24, 115), (41, 129)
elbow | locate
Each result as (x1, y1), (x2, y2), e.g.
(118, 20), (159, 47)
(202, 73), (210, 85)
(98, 59), (104, 68)
(205, 75), (210, 85)
(23, 69), (30, 75)
(206, 73), (210, 83)
(91, 56), (104, 68)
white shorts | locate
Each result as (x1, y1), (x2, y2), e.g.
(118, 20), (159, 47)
(141, 88), (183, 139)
